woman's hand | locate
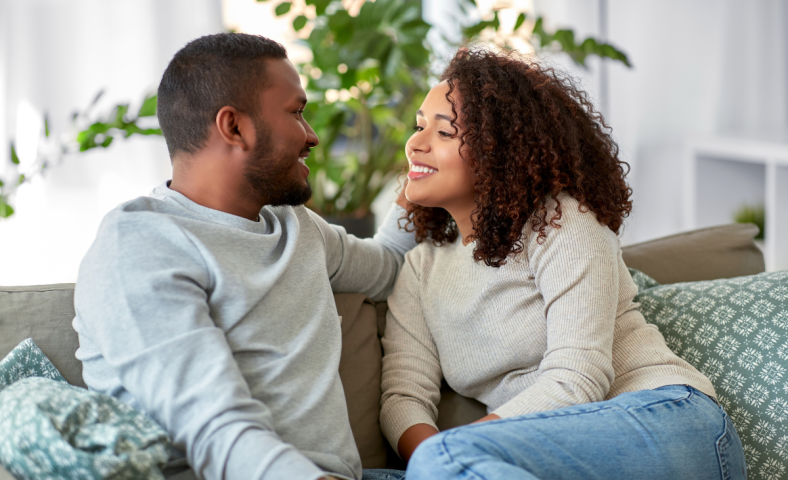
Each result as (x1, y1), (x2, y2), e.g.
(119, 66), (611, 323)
(471, 413), (501, 424)
(397, 423), (440, 463)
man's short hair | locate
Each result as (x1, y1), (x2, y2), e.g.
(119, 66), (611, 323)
(157, 33), (287, 158)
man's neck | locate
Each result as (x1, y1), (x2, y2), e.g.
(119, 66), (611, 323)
(169, 153), (263, 221)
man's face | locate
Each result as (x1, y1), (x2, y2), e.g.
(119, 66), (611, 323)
(244, 58), (318, 206)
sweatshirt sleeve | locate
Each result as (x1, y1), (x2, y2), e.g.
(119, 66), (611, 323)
(379, 247), (443, 451)
(492, 201), (619, 419)
(310, 204), (417, 302)
(73, 211), (325, 480)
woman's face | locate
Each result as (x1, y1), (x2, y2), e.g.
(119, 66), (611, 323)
(404, 81), (476, 212)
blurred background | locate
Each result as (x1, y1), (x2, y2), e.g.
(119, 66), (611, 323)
(0, 0), (786, 285)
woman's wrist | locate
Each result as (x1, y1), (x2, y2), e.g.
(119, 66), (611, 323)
(397, 423), (440, 462)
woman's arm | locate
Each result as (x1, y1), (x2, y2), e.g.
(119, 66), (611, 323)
(380, 248), (444, 461)
(397, 424), (440, 462)
(491, 198), (621, 419)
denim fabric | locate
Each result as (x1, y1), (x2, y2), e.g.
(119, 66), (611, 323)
(407, 386), (746, 480)
(362, 468), (407, 480)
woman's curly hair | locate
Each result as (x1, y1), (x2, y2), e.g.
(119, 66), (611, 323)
(402, 48), (633, 267)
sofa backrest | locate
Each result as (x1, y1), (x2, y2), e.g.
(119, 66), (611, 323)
(620, 223), (764, 284)
(0, 284), (83, 388)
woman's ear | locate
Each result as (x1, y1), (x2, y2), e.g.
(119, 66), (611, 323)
(215, 106), (253, 151)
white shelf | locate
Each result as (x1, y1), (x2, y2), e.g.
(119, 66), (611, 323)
(683, 136), (788, 272)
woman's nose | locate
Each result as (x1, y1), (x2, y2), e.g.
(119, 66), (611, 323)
(407, 130), (429, 154)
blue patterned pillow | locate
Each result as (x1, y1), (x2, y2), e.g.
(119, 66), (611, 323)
(631, 269), (788, 480)
(0, 338), (67, 391)
(0, 339), (170, 479)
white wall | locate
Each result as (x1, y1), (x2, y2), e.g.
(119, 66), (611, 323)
(604, 0), (788, 244)
(0, 0), (223, 285)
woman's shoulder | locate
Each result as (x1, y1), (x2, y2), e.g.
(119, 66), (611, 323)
(524, 192), (619, 251)
(404, 236), (466, 275)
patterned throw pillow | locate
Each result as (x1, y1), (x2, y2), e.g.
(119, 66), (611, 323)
(0, 338), (67, 391)
(631, 269), (788, 480)
(0, 339), (170, 480)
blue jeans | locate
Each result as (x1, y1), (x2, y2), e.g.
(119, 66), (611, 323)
(406, 385), (746, 480)
(362, 469), (407, 480)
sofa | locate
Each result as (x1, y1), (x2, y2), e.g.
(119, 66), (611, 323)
(0, 223), (768, 479)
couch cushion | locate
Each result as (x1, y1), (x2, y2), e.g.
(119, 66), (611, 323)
(632, 268), (788, 480)
(335, 293), (388, 469)
(621, 223), (764, 284)
(0, 284), (84, 388)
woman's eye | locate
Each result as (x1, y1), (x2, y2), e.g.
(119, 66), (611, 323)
(413, 125), (424, 132)
(295, 109), (304, 116)
(438, 131), (452, 137)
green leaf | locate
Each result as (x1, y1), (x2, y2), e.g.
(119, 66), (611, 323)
(514, 13), (526, 31)
(101, 136), (114, 148)
(17, 174), (25, 185)
(113, 105), (130, 124)
(275, 2), (291, 16)
(10, 143), (20, 165)
(0, 198), (14, 218)
(0, 179), (3, 187)
(44, 115), (50, 137)
(293, 15), (307, 31)
(138, 93), (157, 117)
(306, 0), (331, 15)
(462, 12), (500, 38)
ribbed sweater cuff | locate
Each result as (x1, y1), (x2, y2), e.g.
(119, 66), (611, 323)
(380, 402), (438, 452)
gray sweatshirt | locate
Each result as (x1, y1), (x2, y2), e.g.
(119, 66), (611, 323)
(73, 183), (415, 480)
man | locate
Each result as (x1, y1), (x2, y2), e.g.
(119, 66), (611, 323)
(73, 33), (414, 480)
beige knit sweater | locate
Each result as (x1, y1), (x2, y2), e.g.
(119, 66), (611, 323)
(380, 194), (716, 449)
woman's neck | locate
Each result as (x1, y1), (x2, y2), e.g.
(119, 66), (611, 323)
(446, 203), (476, 246)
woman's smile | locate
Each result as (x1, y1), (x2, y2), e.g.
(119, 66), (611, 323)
(407, 160), (438, 180)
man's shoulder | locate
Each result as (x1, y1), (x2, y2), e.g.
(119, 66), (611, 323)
(92, 196), (205, 257)
(101, 195), (209, 233)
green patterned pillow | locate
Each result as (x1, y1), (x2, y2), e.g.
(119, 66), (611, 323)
(0, 338), (67, 390)
(631, 269), (788, 480)
(0, 340), (171, 479)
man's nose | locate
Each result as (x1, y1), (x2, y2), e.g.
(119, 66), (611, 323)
(304, 121), (319, 147)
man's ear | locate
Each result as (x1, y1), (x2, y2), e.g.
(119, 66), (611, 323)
(215, 106), (254, 151)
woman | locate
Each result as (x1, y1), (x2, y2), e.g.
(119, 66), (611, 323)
(380, 48), (746, 480)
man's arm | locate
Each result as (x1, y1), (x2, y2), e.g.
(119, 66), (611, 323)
(307, 202), (417, 301)
(74, 211), (325, 480)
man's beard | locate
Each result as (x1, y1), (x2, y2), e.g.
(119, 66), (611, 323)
(243, 118), (312, 207)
